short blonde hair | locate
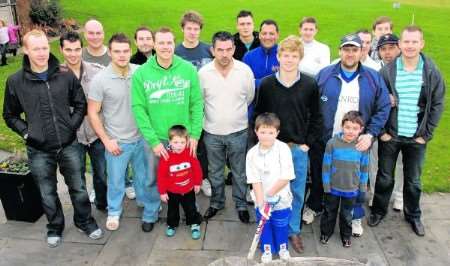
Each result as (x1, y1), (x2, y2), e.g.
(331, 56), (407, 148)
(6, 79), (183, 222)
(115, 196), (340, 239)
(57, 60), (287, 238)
(277, 35), (304, 59)
(22, 29), (47, 47)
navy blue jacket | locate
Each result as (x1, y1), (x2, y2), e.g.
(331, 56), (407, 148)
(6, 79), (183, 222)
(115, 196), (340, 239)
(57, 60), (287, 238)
(316, 62), (390, 142)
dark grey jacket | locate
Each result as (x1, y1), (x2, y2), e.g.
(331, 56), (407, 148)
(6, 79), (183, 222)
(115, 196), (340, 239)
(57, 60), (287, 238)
(379, 53), (445, 141)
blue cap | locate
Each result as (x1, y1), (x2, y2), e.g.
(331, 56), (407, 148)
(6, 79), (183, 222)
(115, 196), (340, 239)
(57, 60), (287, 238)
(340, 34), (362, 48)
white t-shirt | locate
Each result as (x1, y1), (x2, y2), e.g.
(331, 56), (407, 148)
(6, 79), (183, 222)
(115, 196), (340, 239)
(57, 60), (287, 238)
(298, 40), (331, 77)
(332, 75), (360, 135)
(361, 56), (381, 71)
(0, 27), (9, 45)
(246, 140), (295, 210)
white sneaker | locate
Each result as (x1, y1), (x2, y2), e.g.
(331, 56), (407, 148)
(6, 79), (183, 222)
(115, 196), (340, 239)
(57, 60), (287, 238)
(260, 252), (272, 263)
(125, 186), (136, 200)
(89, 190), (96, 203)
(88, 228), (104, 240)
(201, 179), (212, 197)
(246, 190), (254, 204)
(279, 249), (291, 260)
(302, 207), (317, 224)
(392, 199), (403, 212)
(47, 236), (61, 248)
(352, 218), (363, 237)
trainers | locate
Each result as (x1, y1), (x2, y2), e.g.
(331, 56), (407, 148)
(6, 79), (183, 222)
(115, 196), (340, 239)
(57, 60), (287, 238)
(47, 236), (61, 248)
(246, 190), (254, 205)
(302, 207), (318, 224)
(320, 235), (329, 245)
(106, 215), (120, 231)
(200, 179), (212, 197)
(352, 219), (363, 237)
(89, 190), (96, 203)
(393, 199), (403, 212)
(125, 186), (136, 200)
(279, 249), (290, 260)
(260, 252), (272, 263)
(166, 226), (176, 237)
(191, 224), (201, 240)
(88, 228), (104, 240)
(342, 238), (352, 248)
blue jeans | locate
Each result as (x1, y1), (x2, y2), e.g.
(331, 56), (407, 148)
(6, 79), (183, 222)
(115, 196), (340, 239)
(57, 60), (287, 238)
(288, 145), (308, 236)
(203, 129), (248, 210)
(27, 140), (98, 237)
(105, 138), (160, 222)
(77, 139), (107, 209)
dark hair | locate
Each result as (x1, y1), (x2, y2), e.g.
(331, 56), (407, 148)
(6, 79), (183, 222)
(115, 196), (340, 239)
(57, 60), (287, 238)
(260, 19), (279, 32)
(255, 112), (281, 131)
(211, 31), (234, 47)
(134, 26), (153, 40)
(168, 125), (188, 140)
(341, 111), (364, 127)
(401, 25), (423, 39)
(60, 31), (83, 48)
(372, 16), (393, 31)
(108, 33), (131, 49)
(237, 10), (253, 20)
(299, 16), (317, 28)
(180, 10), (203, 29)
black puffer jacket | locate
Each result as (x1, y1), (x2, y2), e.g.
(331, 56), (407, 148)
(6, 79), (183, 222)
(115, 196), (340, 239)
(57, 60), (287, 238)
(3, 53), (86, 151)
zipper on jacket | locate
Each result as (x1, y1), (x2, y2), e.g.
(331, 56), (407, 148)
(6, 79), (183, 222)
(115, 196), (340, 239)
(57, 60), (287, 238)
(45, 81), (63, 148)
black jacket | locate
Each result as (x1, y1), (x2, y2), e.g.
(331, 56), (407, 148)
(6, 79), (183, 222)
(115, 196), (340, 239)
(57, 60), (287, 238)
(130, 50), (154, 65)
(380, 53), (446, 141)
(3, 53), (87, 151)
(233, 32), (260, 61)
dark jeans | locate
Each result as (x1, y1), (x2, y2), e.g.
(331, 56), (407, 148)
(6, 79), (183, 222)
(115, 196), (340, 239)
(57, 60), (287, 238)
(197, 131), (209, 181)
(167, 190), (202, 227)
(78, 139), (107, 209)
(306, 140), (326, 212)
(371, 136), (426, 221)
(0, 43), (7, 65)
(27, 141), (98, 237)
(320, 194), (355, 240)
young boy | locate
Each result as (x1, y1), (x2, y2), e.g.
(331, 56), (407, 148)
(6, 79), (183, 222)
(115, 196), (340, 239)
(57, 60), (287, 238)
(157, 125), (203, 239)
(320, 111), (369, 247)
(246, 113), (295, 263)
(370, 16), (393, 62)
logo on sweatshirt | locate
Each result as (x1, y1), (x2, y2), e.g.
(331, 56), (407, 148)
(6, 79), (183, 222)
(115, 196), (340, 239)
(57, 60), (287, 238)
(143, 75), (191, 104)
(321, 95), (328, 102)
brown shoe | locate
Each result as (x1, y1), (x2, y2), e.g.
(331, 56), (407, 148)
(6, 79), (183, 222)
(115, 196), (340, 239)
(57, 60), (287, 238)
(289, 234), (304, 253)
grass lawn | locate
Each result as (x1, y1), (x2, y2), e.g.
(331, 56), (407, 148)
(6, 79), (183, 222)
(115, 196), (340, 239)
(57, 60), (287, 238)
(0, 0), (449, 192)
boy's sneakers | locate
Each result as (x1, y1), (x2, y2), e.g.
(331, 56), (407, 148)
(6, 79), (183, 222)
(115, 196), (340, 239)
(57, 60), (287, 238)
(279, 248), (290, 261)
(260, 252), (272, 263)
(89, 190), (96, 203)
(342, 239), (352, 248)
(393, 199), (403, 212)
(320, 234), (329, 245)
(200, 179), (212, 197)
(125, 186), (136, 200)
(302, 207), (321, 224)
(106, 215), (120, 231)
(166, 226), (176, 237)
(352, 219), (363, 237)
(47, 236), (61, 248)
(78, 227), (104, 240)
(191, 224), (201, 240)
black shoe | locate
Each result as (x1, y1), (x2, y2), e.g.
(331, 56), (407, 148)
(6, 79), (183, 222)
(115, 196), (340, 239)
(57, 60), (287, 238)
(368, 213), (384, 227)
(320, 235), (329, 245)
(203, 207), (219, 220)
(342, 238), (352, 248)
(225, 172), (233, 185)
(238, 210), (250, 223)
(142, 222), (154, 232)
(96, 205), (107, 212)
(408, 219), (425, 237)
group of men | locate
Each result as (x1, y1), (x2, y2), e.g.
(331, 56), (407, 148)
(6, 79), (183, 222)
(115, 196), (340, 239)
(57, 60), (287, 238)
(2, 10), (445, 253)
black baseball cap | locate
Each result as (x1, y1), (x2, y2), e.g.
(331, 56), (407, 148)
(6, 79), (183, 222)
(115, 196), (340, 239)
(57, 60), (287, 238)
(377, 33), (399, 50)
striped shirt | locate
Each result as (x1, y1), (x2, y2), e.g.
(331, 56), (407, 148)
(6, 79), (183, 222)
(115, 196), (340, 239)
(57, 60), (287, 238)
(395, 56), (423, 137)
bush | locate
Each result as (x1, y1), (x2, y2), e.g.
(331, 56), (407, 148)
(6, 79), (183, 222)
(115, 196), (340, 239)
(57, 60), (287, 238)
(29, 0), (61, 28)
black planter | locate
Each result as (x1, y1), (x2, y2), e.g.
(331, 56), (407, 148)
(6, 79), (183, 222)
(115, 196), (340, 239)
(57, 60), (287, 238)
(0, 169), (44, 222)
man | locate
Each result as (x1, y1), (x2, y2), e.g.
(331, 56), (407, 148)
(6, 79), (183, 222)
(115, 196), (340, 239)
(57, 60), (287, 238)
(199, 31), (255, 223)
(82, 19), (111, 66)
(305, 34), (390, 232)
(378, 33), (400, 67)
(233, 10), (260, 60)
(370, 16), (394, 62)
(298, 17), (330, 76)
(356, 29), (381, 71)
(369, 26), (445, 237)
(252, 35), (323, 253)
(131, 26), (203, 200)
(59, 31), (107, 211)
(3, 30), (103, 247)
(130, 26), (154, 65)
(88, 33), (160, 233)
(175, 10), (213, 70)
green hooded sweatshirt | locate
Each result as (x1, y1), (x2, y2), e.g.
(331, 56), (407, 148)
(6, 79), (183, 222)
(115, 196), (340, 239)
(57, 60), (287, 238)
(132, 55), (204, 148)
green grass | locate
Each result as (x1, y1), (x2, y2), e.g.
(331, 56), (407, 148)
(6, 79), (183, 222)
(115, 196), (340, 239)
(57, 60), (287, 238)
(1, 0), (449, 192)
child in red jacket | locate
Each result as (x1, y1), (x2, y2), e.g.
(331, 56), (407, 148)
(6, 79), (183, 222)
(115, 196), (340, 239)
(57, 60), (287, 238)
(157, 125), (203, 239)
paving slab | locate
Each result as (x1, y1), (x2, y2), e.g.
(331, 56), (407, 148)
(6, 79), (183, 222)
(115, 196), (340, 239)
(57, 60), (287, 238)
(147, 249), (224, 266)
(93, 217), (159, 266)
(204, 188), (256, 223)
(203, 220), (254, 252)
(152, 221), (205, 250)
(0, 238), (102, 266)
(426, 219), (450, 255)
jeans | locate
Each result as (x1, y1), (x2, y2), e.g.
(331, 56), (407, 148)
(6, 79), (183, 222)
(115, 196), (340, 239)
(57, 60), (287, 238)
(167, 190), (202, 227)
(288, 145), (308, 236)
(27, 141), (98, 237)
(105, 138), (160, 223)
(371, 136), (426, 221)
(197, 131), (209, 181)
(203, 129), (248, 210)
(77, 139), (107, 209)
(320, 193), (355, 240)
(0, 43), (7, 65)
(306, 141), (325, 212)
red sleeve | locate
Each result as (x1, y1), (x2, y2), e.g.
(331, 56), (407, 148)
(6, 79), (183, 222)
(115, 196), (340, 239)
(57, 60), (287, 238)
(157, 157), (169, 194)
(191, 156), (203, 186)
